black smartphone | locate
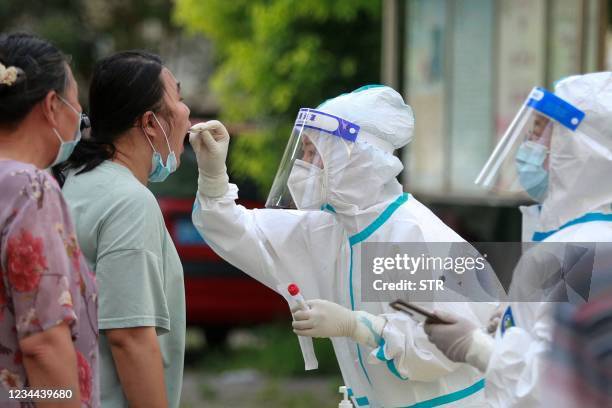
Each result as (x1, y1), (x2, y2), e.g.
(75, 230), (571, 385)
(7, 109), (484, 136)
(389, 299), (451, 324)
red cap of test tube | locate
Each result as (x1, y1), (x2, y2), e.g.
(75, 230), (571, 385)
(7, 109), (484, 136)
(288, 283), (300, 296)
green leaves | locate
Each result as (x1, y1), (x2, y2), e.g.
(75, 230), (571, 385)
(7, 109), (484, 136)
(174, 0), (381, 193)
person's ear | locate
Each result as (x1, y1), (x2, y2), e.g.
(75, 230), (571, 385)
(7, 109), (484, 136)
(40, 90), (62, 129)
(139, 111), (157, 136)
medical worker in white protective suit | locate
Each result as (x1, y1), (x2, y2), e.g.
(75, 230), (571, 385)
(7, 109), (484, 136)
(424, 72), (612, 407)
(190, 86), (495, 407)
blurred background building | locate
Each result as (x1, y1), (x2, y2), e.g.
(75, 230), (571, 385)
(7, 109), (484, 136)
(386, 0), (604, 197)
(383, 0), (608, 241)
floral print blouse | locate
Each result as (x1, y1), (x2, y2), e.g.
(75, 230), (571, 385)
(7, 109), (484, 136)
(0, 160), (98, 407)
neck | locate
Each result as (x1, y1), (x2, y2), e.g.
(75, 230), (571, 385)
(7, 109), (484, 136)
(0, 122), (56, 168)
(328, 181), (405, 233)
(332, 200), (396, 235)
(112, 128), (152, 186)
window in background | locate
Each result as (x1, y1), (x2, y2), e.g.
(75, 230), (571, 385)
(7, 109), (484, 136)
(402, 0), (448, 194)
(449, 0), (495, 194)
(401, 0), (604, 201)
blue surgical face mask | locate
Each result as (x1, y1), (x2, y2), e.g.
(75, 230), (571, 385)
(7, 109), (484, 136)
(515, 141), (549, 202)
(142, 113), (177, 183)
(50, 95), (82, 167)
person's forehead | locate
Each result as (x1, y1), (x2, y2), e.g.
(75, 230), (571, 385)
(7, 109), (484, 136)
(64, 65), (78, 93)
(161, 67), (179, 90)
(64, 63), (75, 79)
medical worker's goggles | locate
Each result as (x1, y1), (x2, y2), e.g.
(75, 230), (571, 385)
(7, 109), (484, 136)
(474, 87), (585, 197)
(265, 108), (360, 210)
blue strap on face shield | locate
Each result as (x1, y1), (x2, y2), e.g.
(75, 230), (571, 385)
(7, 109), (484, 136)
(295, 108), (360, 142)
(526, 87), (585, 131)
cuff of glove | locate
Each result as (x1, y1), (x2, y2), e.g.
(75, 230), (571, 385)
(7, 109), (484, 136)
(351, 311), (386, 348)
(197, 168), (229, 198)
(465, 329), (494, 373)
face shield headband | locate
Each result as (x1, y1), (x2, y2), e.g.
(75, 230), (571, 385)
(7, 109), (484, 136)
(265, 108), (361, 209)
(475, 87), (585, 198)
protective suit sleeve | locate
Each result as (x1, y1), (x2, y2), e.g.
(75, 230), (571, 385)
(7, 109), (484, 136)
(367, 300), (494, 382)
(367, 311), (462, 381)
(191, 183), (314, 293)
(484, 302), (552, 407)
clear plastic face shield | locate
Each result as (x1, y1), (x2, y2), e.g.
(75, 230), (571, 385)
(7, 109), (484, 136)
(475, 87), (585, 201)
(265, 108), (361, 210)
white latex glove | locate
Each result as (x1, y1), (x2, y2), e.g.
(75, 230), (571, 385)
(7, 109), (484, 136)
(465, 329), (494, 372)
(423, 310), (479, 363)
(487, 304), (505, 335)
(292, 299), (386, 348)
(189, 120), (230, 197)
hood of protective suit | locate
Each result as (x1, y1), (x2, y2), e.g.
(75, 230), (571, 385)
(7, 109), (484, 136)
(309, 86), (414, 225)
(539, 72), (612, 231)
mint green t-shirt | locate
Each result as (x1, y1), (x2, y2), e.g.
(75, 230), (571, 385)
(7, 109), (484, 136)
(62, 161), (185, 408)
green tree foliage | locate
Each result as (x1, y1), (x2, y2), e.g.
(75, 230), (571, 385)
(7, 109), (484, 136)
(0, 0), (96, 86)
(0, 0), (181, 103)
(174, 0), (382, 194)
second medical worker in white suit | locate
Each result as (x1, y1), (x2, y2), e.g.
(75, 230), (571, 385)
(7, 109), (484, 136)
(425, 72), (612, 407)
(190, 86), (491, 407)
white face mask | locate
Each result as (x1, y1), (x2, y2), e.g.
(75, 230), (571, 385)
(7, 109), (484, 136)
(287, 159), (326, 210)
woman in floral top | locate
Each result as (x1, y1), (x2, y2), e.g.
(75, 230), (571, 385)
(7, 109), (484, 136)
(0, 33), (98, 407)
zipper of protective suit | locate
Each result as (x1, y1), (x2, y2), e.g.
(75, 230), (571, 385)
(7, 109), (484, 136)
(344, 193), (410, 406)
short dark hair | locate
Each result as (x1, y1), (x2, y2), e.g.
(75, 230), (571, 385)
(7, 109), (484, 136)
(0, 32), (69, 126)
(57, 50), (166, 177)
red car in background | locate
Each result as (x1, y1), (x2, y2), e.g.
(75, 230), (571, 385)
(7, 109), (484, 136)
(150, 140), (288, 346)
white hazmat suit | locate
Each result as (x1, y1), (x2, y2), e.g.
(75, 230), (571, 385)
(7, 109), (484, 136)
(426, 72), (612, 407)
(487, 72), (612, 407)
(191, 86), (491, 407)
